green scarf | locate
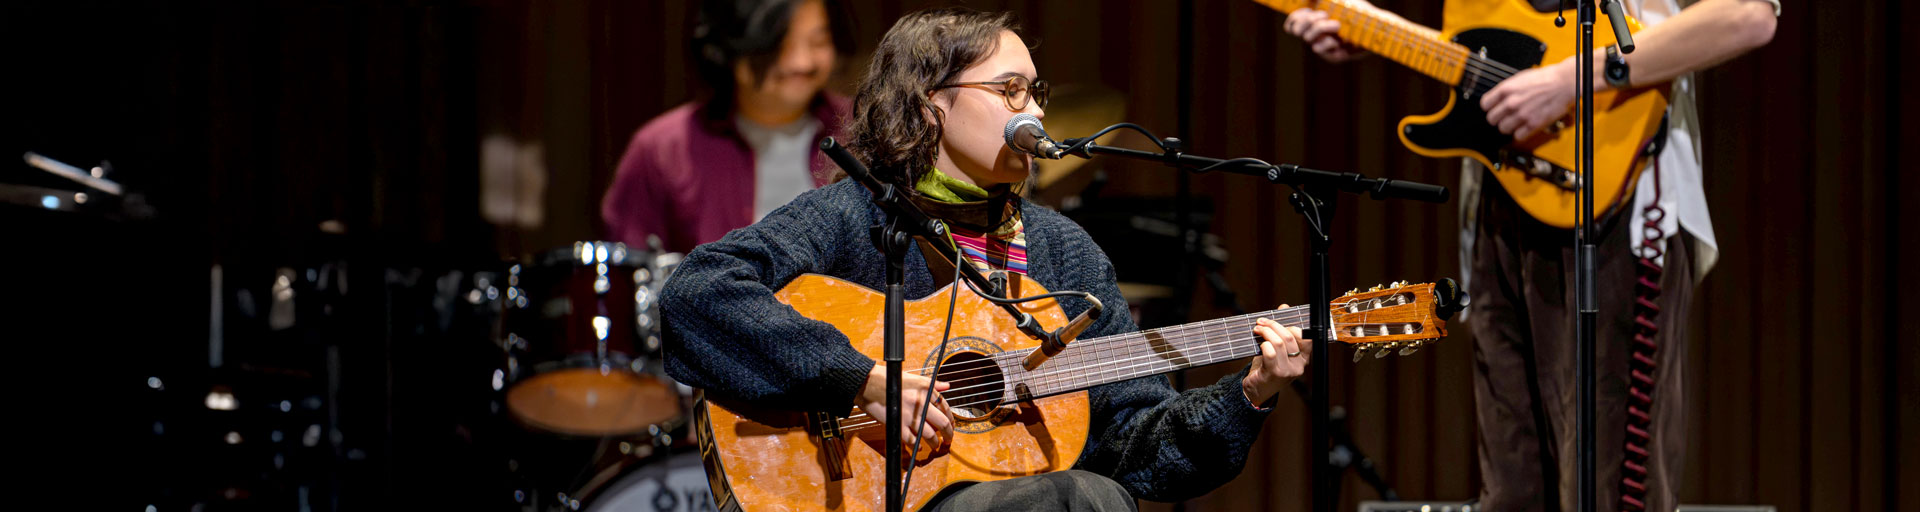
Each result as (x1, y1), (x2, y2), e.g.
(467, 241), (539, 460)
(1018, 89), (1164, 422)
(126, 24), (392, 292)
(908, 167), (1025, 282)
(908, 167), (1018, 237)
(913, 167), (992, 203)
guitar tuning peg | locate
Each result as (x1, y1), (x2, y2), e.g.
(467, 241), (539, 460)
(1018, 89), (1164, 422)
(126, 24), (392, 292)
(1373, 341), (1397, 359)
(1345, 288), (1360, 296)
(1398, 340), (1422, 357)
(1352, 345), (1368, 363)
(1368, 284), (1383, 292)
(1390, 280), (1407, 288)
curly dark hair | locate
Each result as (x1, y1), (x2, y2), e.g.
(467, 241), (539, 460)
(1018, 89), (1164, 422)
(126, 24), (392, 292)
(840, 7), (1021, 191)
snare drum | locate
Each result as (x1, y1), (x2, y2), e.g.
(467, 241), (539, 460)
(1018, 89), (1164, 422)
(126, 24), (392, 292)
(501, 241), (685, 438)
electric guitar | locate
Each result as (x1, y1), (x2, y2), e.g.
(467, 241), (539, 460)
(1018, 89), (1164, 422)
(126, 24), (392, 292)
(1256, 0), (1670, 228)
(692, 274), (1459, 511)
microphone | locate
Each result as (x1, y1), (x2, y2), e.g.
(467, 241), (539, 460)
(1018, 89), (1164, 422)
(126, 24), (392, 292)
(1003, 113), (1065, 160)
(1022, 294), (1102, 371)
(1601, 0), (1635, 53)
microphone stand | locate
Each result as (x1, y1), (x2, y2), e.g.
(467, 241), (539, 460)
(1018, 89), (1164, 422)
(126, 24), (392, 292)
(817, 137), (1063, 512)
(1058, 135), (1447, 512)
(1577, 3), (1634, 511)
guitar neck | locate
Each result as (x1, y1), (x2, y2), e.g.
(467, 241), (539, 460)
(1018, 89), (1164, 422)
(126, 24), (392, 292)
(1010, 306), (1316, 398)
(1253, 0), (1470, 86)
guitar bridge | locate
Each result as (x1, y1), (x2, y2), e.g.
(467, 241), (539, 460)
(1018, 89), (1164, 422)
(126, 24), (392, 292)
(1501, 151), (1580, 191)
(807, 411), (853, 481)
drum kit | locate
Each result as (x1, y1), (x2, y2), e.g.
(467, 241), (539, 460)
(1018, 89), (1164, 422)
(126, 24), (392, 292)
(140, 239), (708, 511)
(126, 82), (1137, 510)
(484, 241), (711, 512)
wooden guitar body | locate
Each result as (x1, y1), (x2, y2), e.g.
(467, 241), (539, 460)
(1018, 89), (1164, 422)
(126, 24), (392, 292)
(693, 273), (1088, 512)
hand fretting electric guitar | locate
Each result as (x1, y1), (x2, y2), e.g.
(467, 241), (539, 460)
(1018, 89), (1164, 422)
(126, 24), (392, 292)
(692, 274), (1458, 511)
(1257, 0), (1670, 228)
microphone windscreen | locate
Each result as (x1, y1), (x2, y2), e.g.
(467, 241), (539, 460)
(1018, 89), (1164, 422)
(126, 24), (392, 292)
(1004, 113), (1043, 145)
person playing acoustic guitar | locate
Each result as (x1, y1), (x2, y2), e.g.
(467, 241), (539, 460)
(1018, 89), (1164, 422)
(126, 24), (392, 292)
(1284, 1), (1777, 511)
(660, 7), (1312, 511)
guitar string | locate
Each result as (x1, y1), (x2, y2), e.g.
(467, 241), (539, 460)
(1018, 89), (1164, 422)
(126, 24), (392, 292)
(835, 321), (1271, 432)
(1266, 0), (1528, 84)
(834, 309), (1429, 431)
(832, 313), (1417, 433)
(929, 312), (1310, 399)
(893, 292), (1403, 379)
(888, 306), (1313, 378)
(814, 283), (1427, 429)
(878, 300), (1426, 408)
(836, 311), (1312, 426)
(834, 313), (1315, 430)
(1313, 0), (1526, 97)
(873, 296), (1408, 396)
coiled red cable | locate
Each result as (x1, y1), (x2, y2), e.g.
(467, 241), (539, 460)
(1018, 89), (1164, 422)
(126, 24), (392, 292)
(1619, 157), (1664, 511)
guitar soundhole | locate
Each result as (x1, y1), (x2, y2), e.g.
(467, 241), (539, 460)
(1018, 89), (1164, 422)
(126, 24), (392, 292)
(934, 351), (1006, 420)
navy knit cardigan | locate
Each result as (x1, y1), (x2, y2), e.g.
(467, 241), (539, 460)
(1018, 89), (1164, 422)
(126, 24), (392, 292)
(660, 179), (1275, 502)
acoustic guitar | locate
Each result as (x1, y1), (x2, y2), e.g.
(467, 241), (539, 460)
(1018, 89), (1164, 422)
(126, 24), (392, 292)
(1256, 0), (1670, 228)
(692, 273), (1456, 511)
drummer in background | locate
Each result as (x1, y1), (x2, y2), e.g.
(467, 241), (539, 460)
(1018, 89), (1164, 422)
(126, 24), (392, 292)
(601, 0), (855, 254)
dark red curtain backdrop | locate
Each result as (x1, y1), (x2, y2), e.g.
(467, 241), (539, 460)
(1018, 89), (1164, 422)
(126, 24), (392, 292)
(6, 1), (1909, 510)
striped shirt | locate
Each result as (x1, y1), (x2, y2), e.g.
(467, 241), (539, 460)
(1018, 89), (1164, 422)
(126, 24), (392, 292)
(948, 221), (1028, 275)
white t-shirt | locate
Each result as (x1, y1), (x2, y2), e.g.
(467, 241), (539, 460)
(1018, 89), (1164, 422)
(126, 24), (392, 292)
(735, 114), (823, 222)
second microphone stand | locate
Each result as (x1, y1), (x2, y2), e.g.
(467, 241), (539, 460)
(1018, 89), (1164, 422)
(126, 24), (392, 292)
(1059, 133), (1448, 512)
(1574, 2), (1635, 511)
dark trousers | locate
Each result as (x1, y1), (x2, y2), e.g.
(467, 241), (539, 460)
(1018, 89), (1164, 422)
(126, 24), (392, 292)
(921, 470), (1137, 512)
(1468, 179), (1693, 512)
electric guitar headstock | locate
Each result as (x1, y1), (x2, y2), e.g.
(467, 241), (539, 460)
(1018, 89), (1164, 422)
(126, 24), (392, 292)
(1329, 278), (1465, 361)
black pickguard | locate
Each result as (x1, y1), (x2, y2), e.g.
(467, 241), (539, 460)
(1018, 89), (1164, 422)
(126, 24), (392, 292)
(1402, 28), (1547, 164)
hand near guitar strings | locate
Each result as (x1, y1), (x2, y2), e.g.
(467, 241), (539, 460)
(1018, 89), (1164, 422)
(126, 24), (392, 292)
(853, 303), (1312, 454)
(855, 363), (954, 456)
(1482, 62), (1577, 141)
(1284, 7), (1368, 63)
(1244, 305), (1311, 406)
(1285, 1), (1577, 141)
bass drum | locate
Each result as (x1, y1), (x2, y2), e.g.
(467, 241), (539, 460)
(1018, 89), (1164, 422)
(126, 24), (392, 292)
(581, 450), (713, 512)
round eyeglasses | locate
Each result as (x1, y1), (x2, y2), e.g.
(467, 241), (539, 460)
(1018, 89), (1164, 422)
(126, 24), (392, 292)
(931, 76), (1050, 111)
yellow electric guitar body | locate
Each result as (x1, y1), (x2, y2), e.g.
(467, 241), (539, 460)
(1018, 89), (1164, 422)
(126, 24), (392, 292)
(1258, 0), (1670, 228)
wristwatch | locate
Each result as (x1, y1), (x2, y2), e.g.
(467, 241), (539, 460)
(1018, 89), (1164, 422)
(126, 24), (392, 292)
(1604, 44), (1632, 89)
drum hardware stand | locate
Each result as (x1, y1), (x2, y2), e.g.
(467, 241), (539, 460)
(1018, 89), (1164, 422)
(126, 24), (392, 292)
(8, 151), (152, 219)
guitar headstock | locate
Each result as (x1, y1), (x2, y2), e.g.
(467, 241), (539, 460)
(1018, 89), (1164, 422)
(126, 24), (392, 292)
(1330, 279), (1464, 361)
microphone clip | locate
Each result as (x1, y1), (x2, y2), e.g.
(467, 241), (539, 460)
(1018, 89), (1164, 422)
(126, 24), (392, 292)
(1022, 294), (1104, 371)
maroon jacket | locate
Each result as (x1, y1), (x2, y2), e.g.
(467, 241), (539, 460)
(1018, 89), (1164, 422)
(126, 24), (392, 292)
(601, 93), (851, 254)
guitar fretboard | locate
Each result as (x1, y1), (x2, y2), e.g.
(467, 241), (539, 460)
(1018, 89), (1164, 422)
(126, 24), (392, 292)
(1005, 306), (1316, 397)
(1253, 0), (1471, 85)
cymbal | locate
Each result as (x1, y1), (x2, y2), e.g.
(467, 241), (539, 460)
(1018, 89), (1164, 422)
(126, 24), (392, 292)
(1034, 84), (1126, 189)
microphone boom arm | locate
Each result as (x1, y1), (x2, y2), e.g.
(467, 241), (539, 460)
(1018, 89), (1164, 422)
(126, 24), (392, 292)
(1059, 135), (1449, 204)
